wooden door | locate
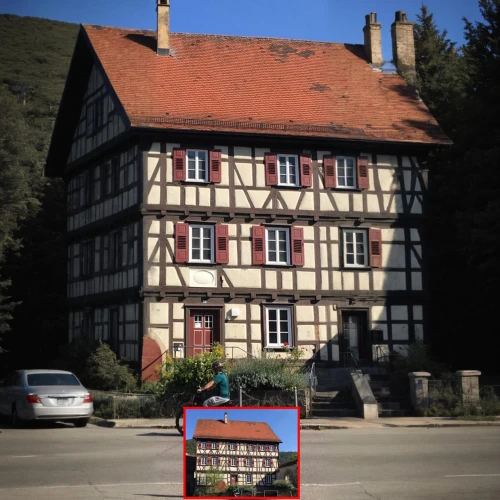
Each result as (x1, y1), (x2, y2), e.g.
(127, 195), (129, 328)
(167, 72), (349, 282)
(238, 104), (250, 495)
(230, 474), (238, 485)
(341, 311), (370, 366)
(188, 310), (218, 357)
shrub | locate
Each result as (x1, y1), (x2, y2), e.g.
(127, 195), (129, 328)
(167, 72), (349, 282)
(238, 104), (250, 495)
(229, 357), (307, 391)
(392, 341), (450, 377)
(153, 343), (225, 395)
(82, 342), (138, 392)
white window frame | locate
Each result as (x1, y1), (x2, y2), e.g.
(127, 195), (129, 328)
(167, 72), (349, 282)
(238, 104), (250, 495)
(186, 149), (208, 183)
(247, 457), (253, 467)
(259, 445), (265, 452)
(265, 474), (272, 485)
(277, 154), (299, 187)
(343, 229), (369, 268)
(189, 224), (214, 264)
(336, 156), (357, 189)
(246, 474), (252, 484)
(212, 456), (218, 466)
(231, 457), (237, 466)
(269, 445), (275, 452)
(229, 443), (236, 451)
(265, 458), (271, 468)
(201, 442), (206, 450)
(265, 306), (293, 348)
(265, 227), (290, 265)
(201, 456), (207, 465)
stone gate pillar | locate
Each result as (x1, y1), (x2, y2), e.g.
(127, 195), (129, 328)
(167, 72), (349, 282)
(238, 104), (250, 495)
(408, 372), (431, 412)
(455, 370), (481, 406)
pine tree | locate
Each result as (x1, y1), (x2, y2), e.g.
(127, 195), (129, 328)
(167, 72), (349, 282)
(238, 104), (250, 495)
(414, 5), (469, 138)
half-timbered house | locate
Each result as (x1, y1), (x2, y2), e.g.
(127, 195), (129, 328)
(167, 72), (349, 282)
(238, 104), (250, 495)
(192, 413), (282, 490)
(45, 3), (451, 377)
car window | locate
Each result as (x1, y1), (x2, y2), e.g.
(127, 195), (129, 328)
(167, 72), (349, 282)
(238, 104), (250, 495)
(5, 372), (21, 387)
(27, 373), (81, 386)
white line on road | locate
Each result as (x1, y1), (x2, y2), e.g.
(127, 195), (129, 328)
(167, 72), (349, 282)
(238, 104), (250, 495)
(444, 474), (500, 478)
(301, 482), (361, 487)
(0, 482), (183, 490)
(11, 456), (37, 458)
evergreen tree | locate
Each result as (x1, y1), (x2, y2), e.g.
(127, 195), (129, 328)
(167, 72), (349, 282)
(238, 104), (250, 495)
(414, 5), (469, 138)
(0, 87), (39, 353)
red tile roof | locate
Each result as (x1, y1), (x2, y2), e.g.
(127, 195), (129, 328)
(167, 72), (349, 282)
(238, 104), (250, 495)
(83, 26), (450, 145)
(193, 419), (282, 443)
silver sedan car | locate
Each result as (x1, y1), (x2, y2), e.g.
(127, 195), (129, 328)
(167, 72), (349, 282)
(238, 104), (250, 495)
(0, 369), (94, 427)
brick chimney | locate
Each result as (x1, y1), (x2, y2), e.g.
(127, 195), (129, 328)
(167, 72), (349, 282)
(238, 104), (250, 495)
(157, 0), (171, 56)
(363, 12), (383, 68)
(391, 11), (416, 85)
(224, 412), (228, 424)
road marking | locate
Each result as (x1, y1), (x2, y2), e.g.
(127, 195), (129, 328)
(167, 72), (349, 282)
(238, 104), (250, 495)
(0, 482), (183, 490)
(11, 456), (37, 458)
(302, 482), (361, 487)
(444, 474), (500, 478)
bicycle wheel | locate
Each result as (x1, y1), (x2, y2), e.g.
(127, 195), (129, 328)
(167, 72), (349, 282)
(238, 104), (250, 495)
(175, 407), (184, 436)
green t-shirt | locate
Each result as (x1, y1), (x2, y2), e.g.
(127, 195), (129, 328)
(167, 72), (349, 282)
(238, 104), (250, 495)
(213, 373), (229, 398)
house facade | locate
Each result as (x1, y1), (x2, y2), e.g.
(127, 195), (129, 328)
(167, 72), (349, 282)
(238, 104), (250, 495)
(192, 414), (282, 490)
(46, 3), (451, 377)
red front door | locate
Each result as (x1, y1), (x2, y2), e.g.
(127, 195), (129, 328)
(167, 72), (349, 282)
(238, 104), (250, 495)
(189, 310), (217, 357)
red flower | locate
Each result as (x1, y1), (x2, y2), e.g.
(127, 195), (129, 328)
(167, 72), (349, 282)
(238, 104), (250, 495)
(283, 342), (289, 347)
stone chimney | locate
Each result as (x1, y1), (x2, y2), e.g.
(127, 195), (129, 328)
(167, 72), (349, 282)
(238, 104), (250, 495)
(157, 0), (171, 56)
(224, 412), (228, 424)
(391, 11), (416, 85)
(363, 12), (383, 68)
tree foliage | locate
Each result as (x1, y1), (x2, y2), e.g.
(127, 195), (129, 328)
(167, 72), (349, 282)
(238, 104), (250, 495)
(414, 2), (500, 374)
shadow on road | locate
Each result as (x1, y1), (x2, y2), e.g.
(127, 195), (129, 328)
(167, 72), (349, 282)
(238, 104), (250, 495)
(0, 419), (77, 430)
(136, 432), (182, 437)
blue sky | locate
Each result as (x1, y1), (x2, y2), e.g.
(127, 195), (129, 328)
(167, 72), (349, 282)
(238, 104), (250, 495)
(1, 0), (482, 62)
(185, 408), (299, 451)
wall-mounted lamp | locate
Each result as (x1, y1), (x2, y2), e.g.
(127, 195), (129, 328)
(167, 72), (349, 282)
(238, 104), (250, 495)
(173, 342), (183, 353)
(226, 308), (240, 321)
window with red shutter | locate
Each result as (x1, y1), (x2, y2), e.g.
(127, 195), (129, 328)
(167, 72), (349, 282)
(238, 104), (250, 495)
(175, 223), (189, 263)
(262, 459), (266, 467)
(215, 225), (229, 264)
(369, 228), (382, 268)
(197, 457), (201, 465)
(291, 227), (304, 266)
(265, 153), (278, 186)
(173, 148), (186, 182)
(265, 445), (269, 452)
(209, 150), (222, 183)
(252, 226), (266, 265)
(299, 155), (312, 187)
(323, 156), (337, 188)
(357, 156), (370, 189)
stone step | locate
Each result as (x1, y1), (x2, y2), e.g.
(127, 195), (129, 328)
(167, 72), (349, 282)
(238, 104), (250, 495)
(368, 380), (391, 389)
(377, 402), (401, 410)
(372, 389), (392, 399)
(312, 408), (358, 418)
(312, 401), (357, 410)
(314, 391), (345, 399)
(364, 374), (390, 382)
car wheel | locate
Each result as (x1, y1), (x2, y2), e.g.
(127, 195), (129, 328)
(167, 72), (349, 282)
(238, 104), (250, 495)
(74, 418), (89, 428)
(11, 407), (22, 428)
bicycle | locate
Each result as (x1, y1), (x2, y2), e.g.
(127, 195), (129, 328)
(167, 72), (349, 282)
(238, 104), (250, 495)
(175, 391), (236, 436)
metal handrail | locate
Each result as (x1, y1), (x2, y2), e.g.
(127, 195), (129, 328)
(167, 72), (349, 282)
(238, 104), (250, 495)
(169, 344), (256, 359)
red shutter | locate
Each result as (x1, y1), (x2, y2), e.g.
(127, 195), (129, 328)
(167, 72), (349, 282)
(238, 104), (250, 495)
(175, 223), (189, 263)
(217, 457), (220, 466)
(262, 459), (266, 467)
(173, 148), (186, 182)
(357, 156), (369, 189)
(216, 442), (219, 450)
(197, 442), (201, 449)
(252, 226), (266, 265)
(323, 156), (337, 188)
(369, 228), (382, 268)
(209, 149), (222, 183)
(236, 458), (239, 467)
(265, 153), (278, 186)
(215, 225), (229, 264)
(291, 227), (304, 266)
(246, 444), (249, 452)
(265, 445), (269, 452)
(197, 457), (201, 465)
(299, 155), (312, 187)
(244, 458), (247, 467)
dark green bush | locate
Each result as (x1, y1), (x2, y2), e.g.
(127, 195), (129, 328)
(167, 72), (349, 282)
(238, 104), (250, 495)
(82, 342), (138, 392)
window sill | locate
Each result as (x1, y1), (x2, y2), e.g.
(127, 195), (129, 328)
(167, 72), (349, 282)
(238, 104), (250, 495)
(340, 266), (372, 271)
(331, 187), (363, 192)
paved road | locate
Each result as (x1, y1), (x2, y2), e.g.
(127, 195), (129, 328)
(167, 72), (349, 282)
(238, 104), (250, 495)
(0, 422), (499, 499)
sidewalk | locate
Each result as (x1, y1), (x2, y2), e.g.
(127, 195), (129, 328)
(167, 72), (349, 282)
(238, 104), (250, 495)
(90, 415), (500, 430)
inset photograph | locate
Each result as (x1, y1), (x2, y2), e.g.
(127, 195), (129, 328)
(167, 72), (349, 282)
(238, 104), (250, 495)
(184, 407), (299, 498)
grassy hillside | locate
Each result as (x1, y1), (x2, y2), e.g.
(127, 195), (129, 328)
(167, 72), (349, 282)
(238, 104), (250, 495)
(0, 14), (78, 168)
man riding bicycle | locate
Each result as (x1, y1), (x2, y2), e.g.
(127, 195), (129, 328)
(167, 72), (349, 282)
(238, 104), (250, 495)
(197, 361), (230, 407)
